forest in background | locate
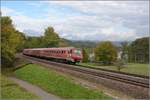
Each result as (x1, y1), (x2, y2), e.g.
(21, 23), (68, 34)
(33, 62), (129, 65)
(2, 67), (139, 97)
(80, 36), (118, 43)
(1, 16), (149, 68)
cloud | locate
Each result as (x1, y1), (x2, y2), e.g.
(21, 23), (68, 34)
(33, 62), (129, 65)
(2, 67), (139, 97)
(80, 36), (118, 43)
(1, 1), (149, 41)
(23, 29), (42, 36)
(41, 1), (149, 40)
(1, 7), (16, 16)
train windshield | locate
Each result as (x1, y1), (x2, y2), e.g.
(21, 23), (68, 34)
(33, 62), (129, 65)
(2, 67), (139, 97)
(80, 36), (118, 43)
(74, 49), (81, 55)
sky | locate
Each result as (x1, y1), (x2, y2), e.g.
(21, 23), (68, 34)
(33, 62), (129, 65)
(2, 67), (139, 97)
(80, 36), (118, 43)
(1, 1), (149, 41)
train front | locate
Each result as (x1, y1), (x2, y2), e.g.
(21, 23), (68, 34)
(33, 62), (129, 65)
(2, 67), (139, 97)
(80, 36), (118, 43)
(71, 48), (83, 63)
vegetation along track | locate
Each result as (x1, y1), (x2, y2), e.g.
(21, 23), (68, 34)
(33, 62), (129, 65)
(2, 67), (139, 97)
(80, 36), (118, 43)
(78, 64), (149, 79)
(21, 54), (149, 88)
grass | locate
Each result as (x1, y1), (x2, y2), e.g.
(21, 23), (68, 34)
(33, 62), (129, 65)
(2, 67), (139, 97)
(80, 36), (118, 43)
(79, 63), (149, 76)
(1, 75), (39, 100)
(15, 64), (111, 99)
(1, 57), (31, 76)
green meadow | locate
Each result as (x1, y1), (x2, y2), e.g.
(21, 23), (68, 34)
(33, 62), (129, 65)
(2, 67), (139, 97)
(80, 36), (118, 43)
(15, 64), (111, 99)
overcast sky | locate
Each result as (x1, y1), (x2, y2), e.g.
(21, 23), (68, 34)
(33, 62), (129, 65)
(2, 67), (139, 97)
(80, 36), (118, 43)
(1, 1), (149, 41)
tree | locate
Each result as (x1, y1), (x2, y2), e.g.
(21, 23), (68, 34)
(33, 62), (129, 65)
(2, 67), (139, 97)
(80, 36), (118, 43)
(16, 30), (26, 52)
(42, 26), (60, 47)
(23, 36), (43, 48)
(120, 42), (129, 63)
(23, 26), (61, 48)
(115, 59), (125, 71)
(94, 41), (117, 65)
(1, 16), (24, 67)
(128, 37), (149, 63)
(82, 48), (88, 62)
(58, 38), (69, 47)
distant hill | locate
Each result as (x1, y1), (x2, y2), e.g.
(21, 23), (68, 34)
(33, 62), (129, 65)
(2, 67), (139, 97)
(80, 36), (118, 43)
(62, 38), (130, 48)
(62, 38), (97, 48)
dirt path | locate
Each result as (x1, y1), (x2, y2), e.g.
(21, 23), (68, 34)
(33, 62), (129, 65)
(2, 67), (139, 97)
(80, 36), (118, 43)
(9, 77), (61, 100)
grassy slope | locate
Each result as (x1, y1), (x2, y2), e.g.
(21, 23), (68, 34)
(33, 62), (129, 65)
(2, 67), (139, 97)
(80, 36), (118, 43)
(15, 64), (111, 99)
(1, 75), (39, 99)
(79, 63), (149, 76)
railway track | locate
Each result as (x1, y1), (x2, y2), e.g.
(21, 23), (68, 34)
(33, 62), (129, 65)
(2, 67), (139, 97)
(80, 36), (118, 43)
(22, 54), (149, 88)
(78, 64), (149, 79)
(19, 54), (150, 99)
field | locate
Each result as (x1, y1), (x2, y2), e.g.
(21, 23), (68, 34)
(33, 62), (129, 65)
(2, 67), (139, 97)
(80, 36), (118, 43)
(15, 64), (111, 99)
(1, 75), (39, 99)
(79, 63), (149, 76)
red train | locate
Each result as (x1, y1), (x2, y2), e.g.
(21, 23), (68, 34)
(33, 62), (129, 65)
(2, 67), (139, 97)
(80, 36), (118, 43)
(23, 47), (83, 64)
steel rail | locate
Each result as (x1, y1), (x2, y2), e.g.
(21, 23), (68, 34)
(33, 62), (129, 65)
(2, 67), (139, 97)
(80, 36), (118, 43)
(77, 64), (149, 79)
(22, 55), (149, 88)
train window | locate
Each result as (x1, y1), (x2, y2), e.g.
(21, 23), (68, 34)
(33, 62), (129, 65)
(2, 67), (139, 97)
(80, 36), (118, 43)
(69, 50), (72, 53)
(74, 49), (81, 55)
(70, 50), (72, 53)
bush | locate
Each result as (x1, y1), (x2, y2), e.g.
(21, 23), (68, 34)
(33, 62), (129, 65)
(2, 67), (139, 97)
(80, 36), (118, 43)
(115, 59), (125, 71)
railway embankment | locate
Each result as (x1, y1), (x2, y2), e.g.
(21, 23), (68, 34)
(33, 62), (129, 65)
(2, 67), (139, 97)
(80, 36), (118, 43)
(14, 64), (111, 99)
(20, 54), (149, 99)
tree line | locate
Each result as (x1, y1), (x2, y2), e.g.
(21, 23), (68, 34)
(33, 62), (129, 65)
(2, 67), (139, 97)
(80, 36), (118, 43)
(1, 16), (149, 68)
(87, 37), (149, 64)
(1, 16), (67, 68)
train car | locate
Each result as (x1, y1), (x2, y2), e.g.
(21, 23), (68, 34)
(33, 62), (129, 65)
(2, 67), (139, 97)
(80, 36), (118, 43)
(23, 47), (83, 63)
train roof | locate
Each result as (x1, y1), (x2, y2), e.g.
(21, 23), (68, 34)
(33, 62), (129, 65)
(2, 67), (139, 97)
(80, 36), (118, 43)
(24, 47), (76, 51)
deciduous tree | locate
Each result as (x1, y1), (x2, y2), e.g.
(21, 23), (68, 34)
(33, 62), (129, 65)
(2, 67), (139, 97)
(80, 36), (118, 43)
(82, 48), (88, 62)
(94, 41), (117, 65)
(128, 37), (149, 63)
(1, 16), (24, 67)
(42, 26), (60, 47)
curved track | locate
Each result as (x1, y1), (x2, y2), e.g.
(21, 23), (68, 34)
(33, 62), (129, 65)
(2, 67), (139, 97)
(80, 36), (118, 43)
(22, 54), (149, 88)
